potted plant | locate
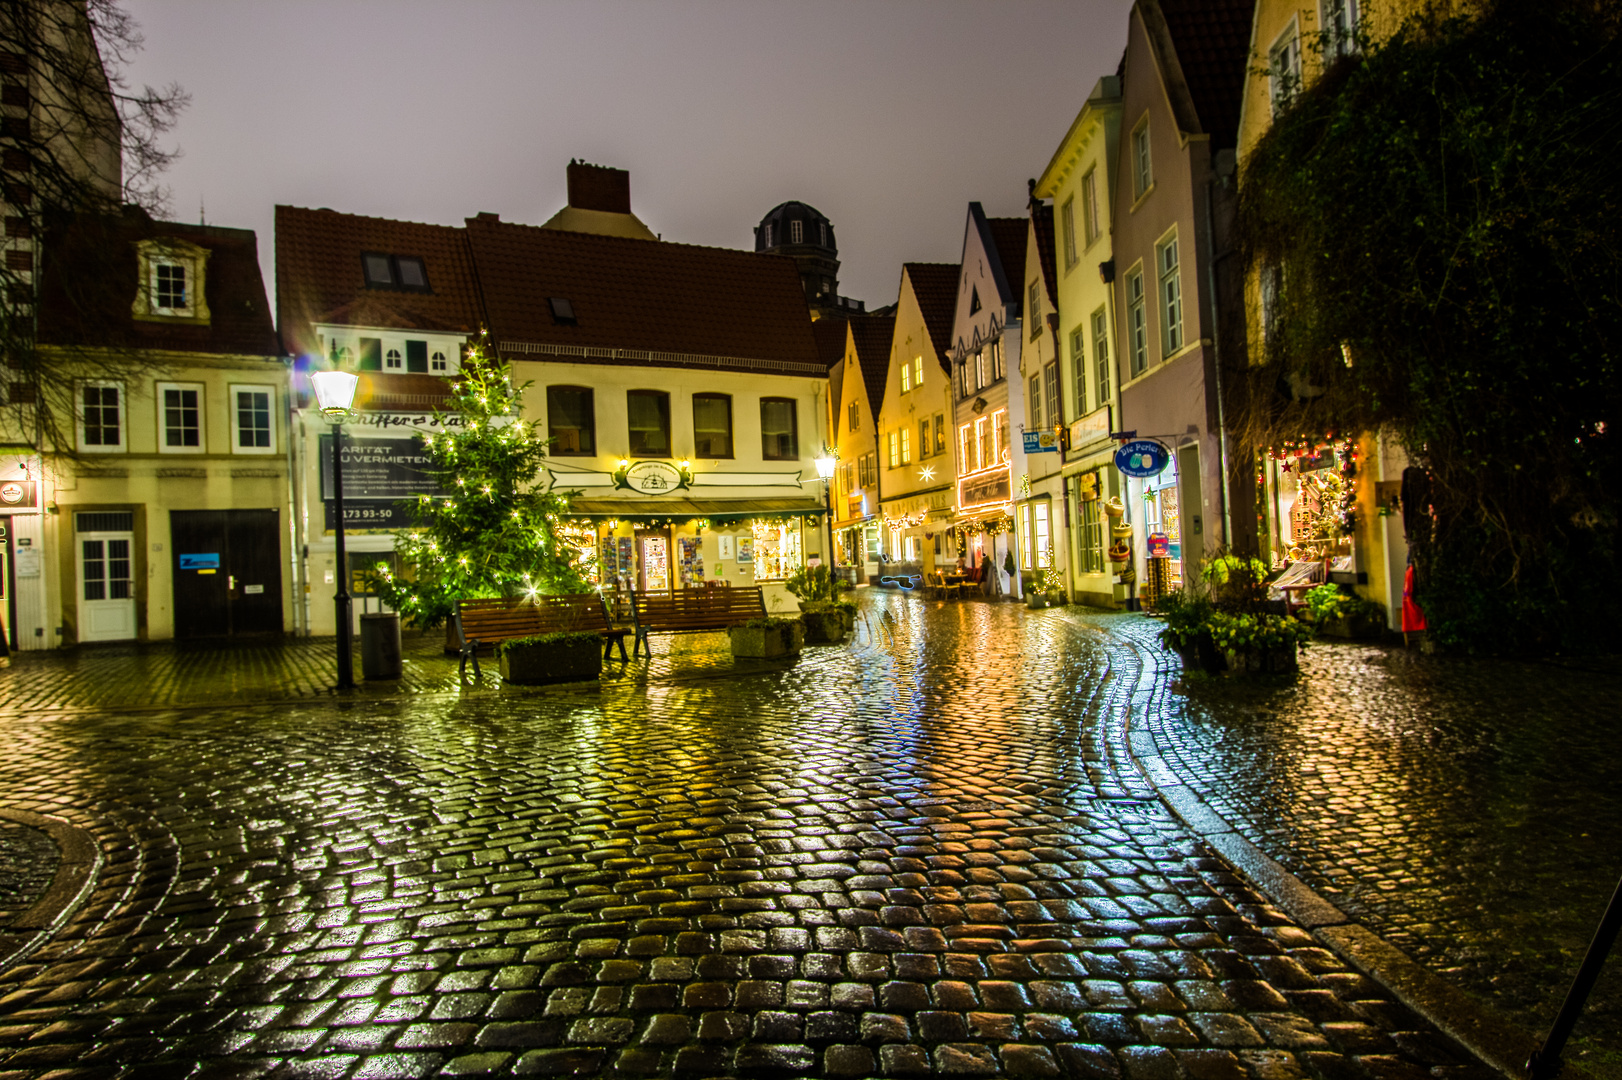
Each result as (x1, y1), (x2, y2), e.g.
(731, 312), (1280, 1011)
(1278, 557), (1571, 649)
(784, 565), (855, 644)
(1304, 583), (1387, 639)
(1205, 611), (1314, 674)
(729, 616), (805, 658)
(1156, 589), (1224, 673)
(498, 630), (602, 685)
(1023, 579), (1047, 609)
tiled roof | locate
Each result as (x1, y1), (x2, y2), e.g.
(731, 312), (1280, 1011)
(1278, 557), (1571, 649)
(465, 216), (821, 372)
(986, 217), (1029, 306)
(848, 316), (895, 418)
(811, 317), (850, 368)
(1158, 0), (1255, 149)
(901, 263), (958, 371)
(316, 295), (468, 334)
(37, 207), (278, 356)
(275, 205), (483, 358)
(1031, 203), (1058, 310)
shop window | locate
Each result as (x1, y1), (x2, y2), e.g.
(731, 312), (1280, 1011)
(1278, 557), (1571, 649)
(231, 385), (276, 453)
(692, 393), (733, 458)
(760, 397), (798, 460)
(79, 380), (124, 452)
(157, 381), (204, 453)
(627, 390), (671, 456)
(547, 385), (595, 455)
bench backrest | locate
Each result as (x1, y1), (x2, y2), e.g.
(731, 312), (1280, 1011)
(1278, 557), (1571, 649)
(456, 594), (610, 645)
(631, 586), (766, 629)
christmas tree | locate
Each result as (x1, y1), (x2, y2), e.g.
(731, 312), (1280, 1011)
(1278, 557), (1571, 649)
(368, 339), (587, 627)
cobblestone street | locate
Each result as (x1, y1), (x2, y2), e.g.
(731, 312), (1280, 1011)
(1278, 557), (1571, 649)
(0, 593), (1612, 1078)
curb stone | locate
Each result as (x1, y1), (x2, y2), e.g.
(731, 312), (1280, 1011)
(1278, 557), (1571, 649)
(0, 807), (101, 972)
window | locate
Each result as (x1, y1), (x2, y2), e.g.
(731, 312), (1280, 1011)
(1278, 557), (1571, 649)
(1033, 501), (1052, 568)
(900, 360), (912, 394)
(934, 414), (945, 454)
(848, 400), (859, 431)
(358, 337), (382, 371)
(913, 355), (924, 389)
(385, 347), (403, 371)
(919, 419), (930, 459)
(1030, 374), (1043, 430)
(628, 390), (671, 456)
(1044, 362), (1061, 428)
(1270, 22), (1303, 113)
(993, 409), (1008, 463)
(547, 386), (595, 455)
(1092, 306), (1112, 408)
(762, 222), (772, 247)
(1061, 198), (1077, 268)
(760, 397), (798, 460)
(991, 340), (1006, 380)
(887, 430), (899, 469)
(974, 350), (986, 390)
(157, 381), (203, 453)
(1082, 167), (1101, 246)
(791, 219), (803, 244)
(431, 350), (448, 373)
(900, 426), (911, 465)
(860, 453), (877, 489)
(1323, 0), (1358, 57)
(81, 536), (131, 601)
(1260, 264), (1282, 342)
(1127, 267), (1148, 377)
(1157, 231), (1183, 355)
(232, 386), (275, 452)
(406, 340), (428, 373)
(1029, 281), (1042, 339)
(362, 252), (430, 292)
(974, 416), (989, 471)
(154, 261), (187, 312)
(79, 381), (124, 451)
(1080, 494), (1104, 573)
(692, 393), (733, 458)
(819, 222), (827, 246)
(1071, 329), (1088, 418)
(958, 423), (972, 474)
(549, 297), (577, 326)
(1132, 117), (1152, 199)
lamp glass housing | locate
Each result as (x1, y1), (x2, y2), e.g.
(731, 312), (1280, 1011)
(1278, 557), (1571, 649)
(310, 370), (359, 419)
(814, 453), (837, 480)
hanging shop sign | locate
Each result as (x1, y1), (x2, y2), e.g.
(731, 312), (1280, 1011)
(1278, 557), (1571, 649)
(1147, 532), (1170, 557)
(1114, 439), (1170, 478)
(1022, 428), (1060, 454)
(958, 465), (1012, 511)
(0, 480), (36, 513)
(616, 460), (691, 495)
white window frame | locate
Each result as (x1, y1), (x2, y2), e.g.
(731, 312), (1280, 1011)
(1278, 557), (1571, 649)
(384, 347), (404, 371)
(230, 384), (278, 455)
(1082, 167), (1101, 246)
(791, 219), (803, 244)
(151, 258), (194, 317)
(1033, 501), (1052, 568)
(900, 425), (911, 465)
(912, 355), (924, 389)
(1131, 117), (1153, 200)
(974, 416), (988, 472)
(1321, 0), (1358, 58)
(1157, 230), (1184, 356)
(1270, 19), (1303, 115)
(993, 408), (1008, 464)
(431, 349), (449, 373)
(1071, 328), (1088, 417)
(1126, 264), (1149, 378)
(1092, 306), (1112, 408)
(900, 361), (912, 394)
(78, 379), (126, 453)
(1061, 198), (1078, 268)
(1030, 374), (1043, 430)
(888, 430), (899, 469)
(156, 380), (206, 454)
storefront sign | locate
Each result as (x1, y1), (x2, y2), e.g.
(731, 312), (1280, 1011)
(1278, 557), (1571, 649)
(1147, 532), (1170, 557)
(0, 480), (36, 512)
(323, 500), (411, 530)
(179, 553), (220, 570)
(1114, 439), (1170, 478)
(619, 460), (687, 495)
(320, 435), (443, 501)
(1070, 406), (1112, 450)
(1022, 429), (1059, 454)
(958, 465), (1012, 510)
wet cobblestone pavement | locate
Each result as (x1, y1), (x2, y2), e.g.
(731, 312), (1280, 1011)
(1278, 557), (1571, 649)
(0, 593), (1604, 1077)
(1120, 627), (1622, 1069)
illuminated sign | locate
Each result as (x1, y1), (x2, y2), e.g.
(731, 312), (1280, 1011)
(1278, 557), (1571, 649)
(619, 460), (688, 495)
(1114, 439), (1170, 477)
(958, 465), (1011, 510)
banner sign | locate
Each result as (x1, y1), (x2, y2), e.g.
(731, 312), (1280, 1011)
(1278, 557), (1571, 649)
(1114, 439), (1170, 478)
(1147, 532), (1170, 557)
(1022, 429), (1060, 454)
(320, 435), (444, 501)
(323, 500), (413, 531)
(959, 465), (1012, 510)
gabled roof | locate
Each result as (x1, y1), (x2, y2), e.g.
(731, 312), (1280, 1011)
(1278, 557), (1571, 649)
(276, 205), (482, 357)
(848, 316), (895, 419)
(316, 295), (467, 334)
(38, 206), (278, 356)
(1030, 202), (1058, 310)
(811, 317), (850, 368)
(1143, 0), (1254, 150)
(464, 215), (822, 372)
(902, 263), (958, 371)
(986, 217), (1029, 306)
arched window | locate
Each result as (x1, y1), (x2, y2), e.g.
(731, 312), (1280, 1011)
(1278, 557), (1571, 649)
(385, 348), (403, 370)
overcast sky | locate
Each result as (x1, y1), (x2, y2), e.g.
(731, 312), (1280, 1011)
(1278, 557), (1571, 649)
(121, 0), (1132, 315)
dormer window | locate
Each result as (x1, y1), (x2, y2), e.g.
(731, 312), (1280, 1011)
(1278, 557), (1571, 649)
(549, 297), (577, 326)
(133, 238), (210, 325)
(362, 252), (431, 293)
(385, 347), (403, 371)
(791, 220), (803, 244)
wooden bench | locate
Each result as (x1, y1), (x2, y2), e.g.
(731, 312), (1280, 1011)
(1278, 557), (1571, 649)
(629, 586), (767, 658)
(454, 594), (630, 678)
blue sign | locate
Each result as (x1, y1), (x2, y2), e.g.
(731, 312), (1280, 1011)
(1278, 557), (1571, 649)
(1022, 429), (1059, 454)
(1114, 439), (1170, 477)
(179, 553), (220, 570)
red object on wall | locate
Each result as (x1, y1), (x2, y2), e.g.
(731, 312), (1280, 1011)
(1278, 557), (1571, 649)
(1401, 564), (1427, 633)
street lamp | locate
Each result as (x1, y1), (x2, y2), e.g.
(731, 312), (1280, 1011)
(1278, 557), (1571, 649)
(310, 369), (359, 690)
(814, 450), (837, 577)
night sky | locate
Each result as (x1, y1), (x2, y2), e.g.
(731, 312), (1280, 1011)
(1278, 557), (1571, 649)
(122, 0), (1132, 311)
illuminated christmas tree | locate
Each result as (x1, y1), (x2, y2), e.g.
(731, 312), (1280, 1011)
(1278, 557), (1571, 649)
(368, 337), (586, 627)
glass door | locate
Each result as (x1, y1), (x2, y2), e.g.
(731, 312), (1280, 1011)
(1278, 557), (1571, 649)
(78, 529), (136, 642)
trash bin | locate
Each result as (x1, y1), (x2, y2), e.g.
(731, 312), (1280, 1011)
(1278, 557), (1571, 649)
(360, 612), (402, 680)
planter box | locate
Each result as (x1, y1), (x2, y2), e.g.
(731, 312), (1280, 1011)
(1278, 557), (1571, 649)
(1026, 594), (1048, 610)
(801, 610), (848, 645)
(1318, 613), (1385, 639)
(1223, 645), (1299, 675)
(1173, 632), (1228, 674)
(729, 622), (804, 659)
(499, 638), (602, 685)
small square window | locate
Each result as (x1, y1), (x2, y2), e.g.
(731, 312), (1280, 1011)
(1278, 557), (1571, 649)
(155, 262), (187, 310)
(550, 297), (577, 325)
(158, 381), (204, 453)
(431, 350), (449, 373)
(385, 348), (403, 371)
(396, 257), (427, 289)
(231, 385), (276, 454)
(79, 381), (124, 452)
(363, 254), (393, 286)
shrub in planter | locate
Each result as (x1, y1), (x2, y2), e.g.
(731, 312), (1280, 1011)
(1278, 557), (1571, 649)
(1205, 611), (1314, 674)
(1304, 583), (1387, 639)
(1157, 589), (1225, 673)
(799, 600), (850, 644)
(729, 616), (804, 658)
(498, 630), (602, 685)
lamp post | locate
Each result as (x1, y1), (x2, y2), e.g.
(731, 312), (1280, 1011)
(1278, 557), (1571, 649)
(814, 450), (837, 577)
(310, 369), (360, 690)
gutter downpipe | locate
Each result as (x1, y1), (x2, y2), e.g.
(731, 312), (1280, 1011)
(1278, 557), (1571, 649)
(1204, 162), (1233, 549)
(282, 358), (303, 637)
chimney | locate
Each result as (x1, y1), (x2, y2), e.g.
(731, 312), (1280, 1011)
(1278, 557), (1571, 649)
(567, 160), (632, 215)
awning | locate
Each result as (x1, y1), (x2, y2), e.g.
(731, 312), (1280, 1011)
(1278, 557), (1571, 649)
(566, 497), (827, 523)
